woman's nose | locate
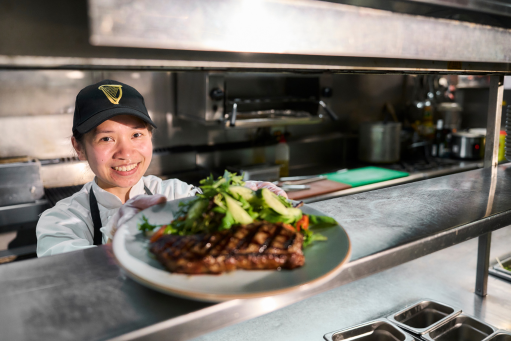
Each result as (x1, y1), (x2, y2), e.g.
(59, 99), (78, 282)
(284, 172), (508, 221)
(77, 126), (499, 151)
(113, 138), (133, 160)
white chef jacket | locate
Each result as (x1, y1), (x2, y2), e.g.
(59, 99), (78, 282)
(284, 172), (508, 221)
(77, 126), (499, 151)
(36, 175), (198, 257)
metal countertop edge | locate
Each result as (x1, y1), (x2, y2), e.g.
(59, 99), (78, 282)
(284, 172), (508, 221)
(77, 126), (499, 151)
(304, 163), (482, 203)
(108, 211), (510, 341)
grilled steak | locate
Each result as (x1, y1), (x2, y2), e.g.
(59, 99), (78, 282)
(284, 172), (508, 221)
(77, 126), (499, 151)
(150, 222), (305, 274)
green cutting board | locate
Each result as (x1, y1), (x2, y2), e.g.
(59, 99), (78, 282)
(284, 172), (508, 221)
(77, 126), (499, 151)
(324, 167), (409, 187)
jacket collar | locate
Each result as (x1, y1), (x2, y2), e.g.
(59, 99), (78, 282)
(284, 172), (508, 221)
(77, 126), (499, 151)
(91, 177), (145, 209)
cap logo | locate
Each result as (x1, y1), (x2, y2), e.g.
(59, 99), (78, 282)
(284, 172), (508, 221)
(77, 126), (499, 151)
(98, 85), (123, 104)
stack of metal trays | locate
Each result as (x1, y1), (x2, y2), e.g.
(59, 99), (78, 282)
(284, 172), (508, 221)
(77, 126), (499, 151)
(324, 299), (511, 341)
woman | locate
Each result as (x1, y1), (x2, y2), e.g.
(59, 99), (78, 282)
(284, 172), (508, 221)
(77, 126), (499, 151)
(36, 80), (287, 257)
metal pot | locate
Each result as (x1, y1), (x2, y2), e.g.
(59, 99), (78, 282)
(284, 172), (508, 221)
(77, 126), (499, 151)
(359, 122), (402, 163)
(437, 102), (462, 131)
(451, 132), (485, 159)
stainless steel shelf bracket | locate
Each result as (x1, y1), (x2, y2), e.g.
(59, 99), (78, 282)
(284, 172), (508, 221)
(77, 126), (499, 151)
(476, 75), (504, 297)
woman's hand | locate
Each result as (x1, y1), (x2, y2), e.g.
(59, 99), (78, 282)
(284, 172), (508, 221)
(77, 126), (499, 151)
(244, 181), (288, 198)
(104, 194), (167, 241)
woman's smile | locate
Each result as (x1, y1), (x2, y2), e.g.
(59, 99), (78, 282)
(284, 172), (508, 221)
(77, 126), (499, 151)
(112, 162), (141, 173)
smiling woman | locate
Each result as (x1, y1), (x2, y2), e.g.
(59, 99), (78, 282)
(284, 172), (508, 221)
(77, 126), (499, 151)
(35, 80), (202, 257)
(36, 80), (287, 257)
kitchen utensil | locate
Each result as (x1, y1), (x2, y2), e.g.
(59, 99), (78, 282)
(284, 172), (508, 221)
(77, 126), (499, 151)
(285, 180), (351, 200)
(324, 167), (409, 187)
(324, 318), (414, 341)
(113, 197), (351, 302)
(359, 122), (402, 163)
(451, 132), (485, 160)
(387, 300), (462, 335)
(279, 184), (311, 191)
(280, 176), (327, 185)
(437, 102), (462, 131)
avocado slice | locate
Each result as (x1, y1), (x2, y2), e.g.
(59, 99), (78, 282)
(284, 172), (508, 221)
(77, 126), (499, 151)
(260, 188), (289, 216)
(228, 186), (255, 202)
(286, 207), (303, 221)
(223, 193), (254, 225)
(187, 199), (208, 220)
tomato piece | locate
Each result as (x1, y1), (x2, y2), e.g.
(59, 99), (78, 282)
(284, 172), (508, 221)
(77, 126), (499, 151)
(282, 223), (296, 232)
(295, 215), (309, 231)
(302, 215), (309, 230)
(150, 225), (167, 243)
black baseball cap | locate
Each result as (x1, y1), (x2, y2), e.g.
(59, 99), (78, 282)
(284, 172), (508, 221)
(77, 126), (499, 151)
(72, 79), (157, 134)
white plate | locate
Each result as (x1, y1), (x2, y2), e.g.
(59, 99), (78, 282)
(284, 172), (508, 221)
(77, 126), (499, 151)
(113, 197), (351, 302)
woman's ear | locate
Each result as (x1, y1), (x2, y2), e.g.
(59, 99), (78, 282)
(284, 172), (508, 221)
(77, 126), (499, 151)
(71, 136), (87, 161)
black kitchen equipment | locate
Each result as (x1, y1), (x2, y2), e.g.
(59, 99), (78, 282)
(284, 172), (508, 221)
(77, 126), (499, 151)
(451, 132), (485, 160)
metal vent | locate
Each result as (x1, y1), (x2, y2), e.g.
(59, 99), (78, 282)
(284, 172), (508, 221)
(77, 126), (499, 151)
(44, 185), (84, 207)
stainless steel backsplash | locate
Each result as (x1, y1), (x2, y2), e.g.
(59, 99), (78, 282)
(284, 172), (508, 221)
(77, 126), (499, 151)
(0, 70), (405, 167)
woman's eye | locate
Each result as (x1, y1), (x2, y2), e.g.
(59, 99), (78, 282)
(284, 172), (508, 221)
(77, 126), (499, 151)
(100, 137), (112, 142)
(133, 133), (143, 138)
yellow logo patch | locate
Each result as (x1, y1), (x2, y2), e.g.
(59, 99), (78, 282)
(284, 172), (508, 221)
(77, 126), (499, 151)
(98, 85), (123, 104)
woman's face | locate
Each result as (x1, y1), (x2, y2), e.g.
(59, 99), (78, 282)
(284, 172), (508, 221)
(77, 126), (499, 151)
(73, 115), (153, 190)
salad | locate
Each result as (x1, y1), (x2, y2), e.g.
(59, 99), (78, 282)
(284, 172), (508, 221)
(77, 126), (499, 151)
(140, 171), (336, 247)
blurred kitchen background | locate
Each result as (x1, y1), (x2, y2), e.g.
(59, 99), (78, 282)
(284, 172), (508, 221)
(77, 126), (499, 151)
(0, 70), (510, 262)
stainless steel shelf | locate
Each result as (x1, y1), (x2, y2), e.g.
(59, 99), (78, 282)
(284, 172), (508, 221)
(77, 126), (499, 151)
(0, 0), (509, 74)
(0, 164), (509, 341)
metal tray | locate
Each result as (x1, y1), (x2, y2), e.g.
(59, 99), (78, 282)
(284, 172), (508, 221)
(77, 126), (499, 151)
(483, 331), (512, 341)
(324, 318), (414, 341)
(489, 257), (511, 282)
(423, 314), (497, 341)
(386, 300), (462, 335)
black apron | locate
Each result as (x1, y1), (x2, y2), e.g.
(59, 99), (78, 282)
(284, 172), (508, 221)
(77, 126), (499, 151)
(89, 185), (153, 245)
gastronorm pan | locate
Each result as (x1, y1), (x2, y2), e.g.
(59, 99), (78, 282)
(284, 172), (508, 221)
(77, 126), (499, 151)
(483, 331), (512, 341)
(489, 257), (511, 282)
(423, 314), (496, 341)
(324, 318), (414, 341)
(386, 300), (462, 335)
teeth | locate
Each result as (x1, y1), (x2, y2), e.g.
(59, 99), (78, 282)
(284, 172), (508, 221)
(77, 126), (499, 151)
(114, 163), (138, 172)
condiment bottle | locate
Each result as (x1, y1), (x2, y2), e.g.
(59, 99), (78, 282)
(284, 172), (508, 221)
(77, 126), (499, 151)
(432, 119), (443, 157)
(275, 135), (289, 177)
(421, 102), (435, 139)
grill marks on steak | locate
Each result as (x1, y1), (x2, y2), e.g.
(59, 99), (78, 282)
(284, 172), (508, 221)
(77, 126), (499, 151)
(150, 222), (305, 274)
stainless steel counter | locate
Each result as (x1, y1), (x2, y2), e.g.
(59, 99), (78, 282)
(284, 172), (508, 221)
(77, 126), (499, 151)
(0, 164), (509, 341)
